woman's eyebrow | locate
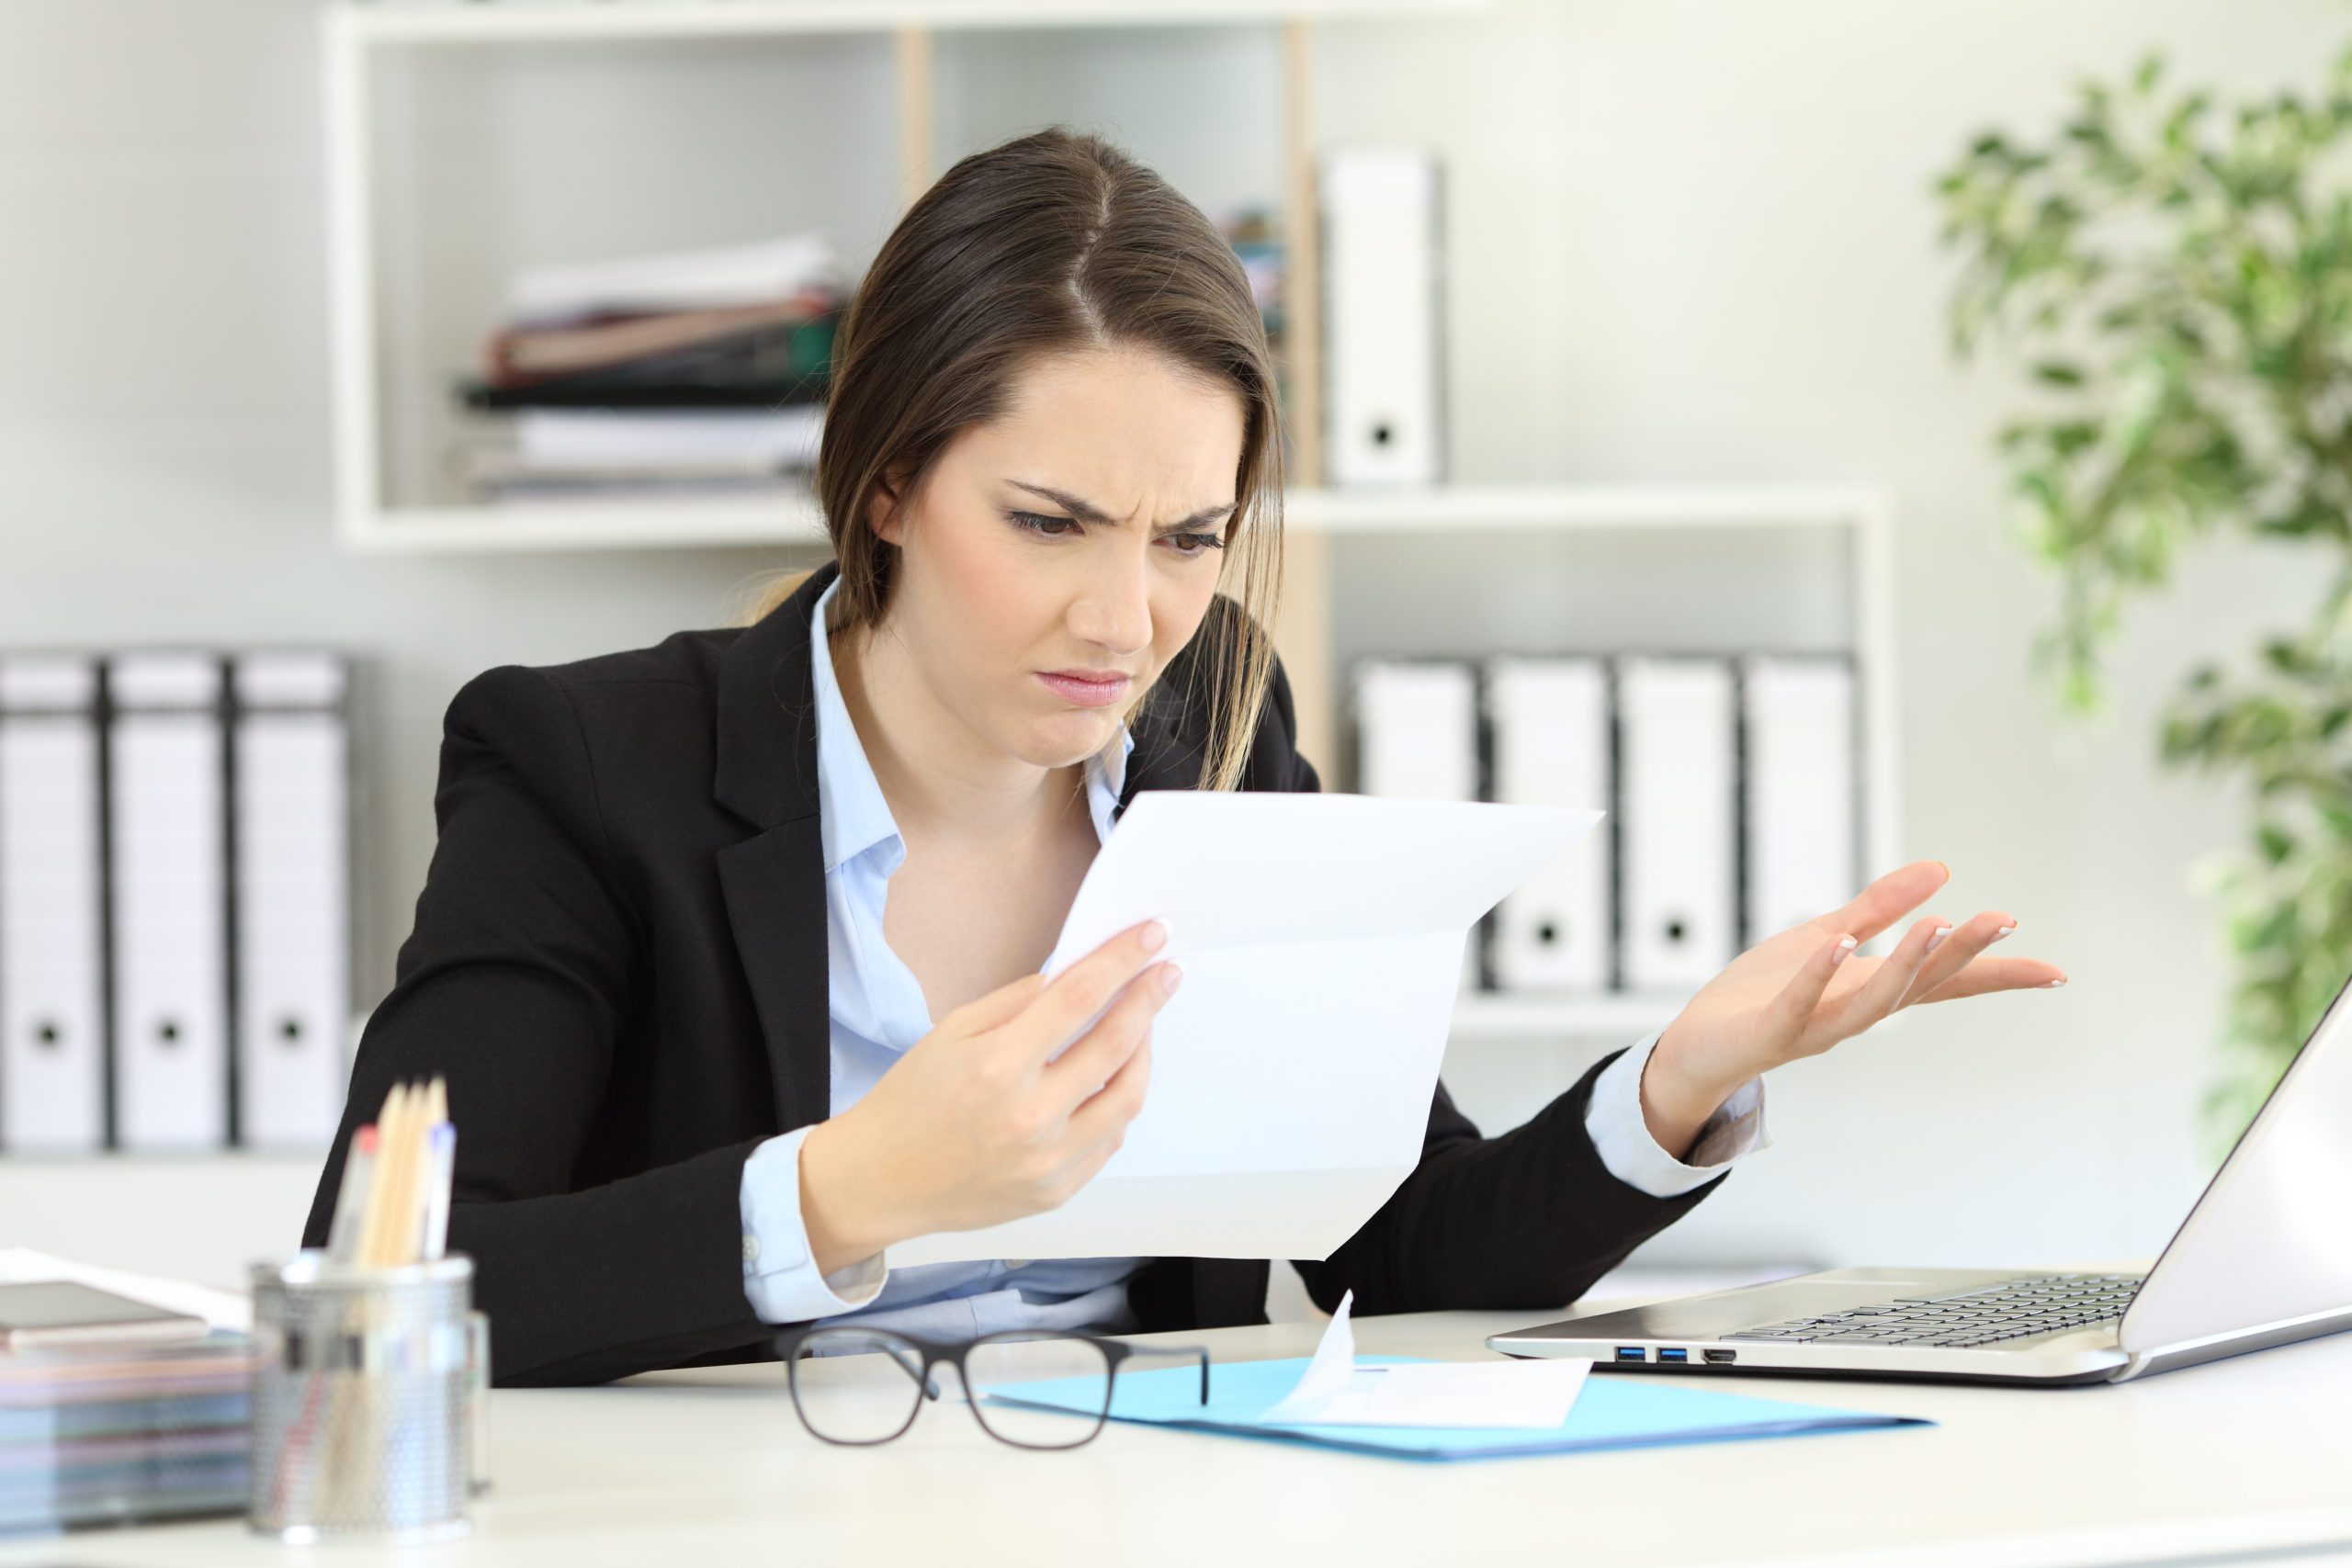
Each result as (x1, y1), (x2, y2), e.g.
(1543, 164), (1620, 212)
(1009, 480), (1234, 531)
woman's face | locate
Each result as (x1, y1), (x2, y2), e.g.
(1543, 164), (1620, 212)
(871, 345), (1247, 772)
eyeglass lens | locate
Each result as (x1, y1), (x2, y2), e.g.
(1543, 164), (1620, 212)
(963, 1332), (1115, 1450)
(786, 1329), (931, 1446)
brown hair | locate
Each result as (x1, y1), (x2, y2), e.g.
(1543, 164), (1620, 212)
(749, 128), (1283, 792)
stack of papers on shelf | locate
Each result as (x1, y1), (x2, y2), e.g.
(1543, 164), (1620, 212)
(0, 1253), (252, 1536)
(458, 232), (841, 503)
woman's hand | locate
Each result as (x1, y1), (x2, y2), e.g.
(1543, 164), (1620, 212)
(1641, 862), (2067, 1159)
(797, 920), (1179, 1275)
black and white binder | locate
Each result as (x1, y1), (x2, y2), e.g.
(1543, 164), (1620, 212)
(1743, 654), (1860, 942)
(1352, 660), (1477, 802)
(1353, 660), (1479, 987)
(1322, 147), (1444, 486)
(0, 657), (107, 1152)
(108, 653), (228, 1151)
(233, 652), (353, 1148)
(1617, 657), (1736, 992)
(1485, 658), (1611, 990)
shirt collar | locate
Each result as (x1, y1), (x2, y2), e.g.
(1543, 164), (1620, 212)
(809, 580), (1134, 873)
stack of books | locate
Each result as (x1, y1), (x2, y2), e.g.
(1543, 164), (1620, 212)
(458, 232), (841, 502)
(1, 1337), (254, 1535)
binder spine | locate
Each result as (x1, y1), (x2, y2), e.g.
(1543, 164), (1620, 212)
(232, 652), (355, 1149)
(0, 657), (108, 1153)
(107, 652), (232, 1152)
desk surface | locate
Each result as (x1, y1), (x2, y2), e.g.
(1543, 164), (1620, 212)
(8, 1306), (2352, 1568)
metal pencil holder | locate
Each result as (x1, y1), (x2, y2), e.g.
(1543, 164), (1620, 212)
(247, 1253), (488, 1544)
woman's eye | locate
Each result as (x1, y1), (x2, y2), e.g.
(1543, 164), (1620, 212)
(1161, 531), (1226, 557)
(1010, 511), (1082, 537)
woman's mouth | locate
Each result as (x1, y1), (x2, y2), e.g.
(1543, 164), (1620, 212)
(1036, 669), (1134, 708)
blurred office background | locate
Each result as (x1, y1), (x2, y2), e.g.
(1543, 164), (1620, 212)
(0, 0), (2336, 1293)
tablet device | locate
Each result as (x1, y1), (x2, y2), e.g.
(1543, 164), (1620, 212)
(0, 1280), (208, 1350)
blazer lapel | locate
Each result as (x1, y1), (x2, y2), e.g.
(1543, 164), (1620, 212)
(713, 566), (840, 1134)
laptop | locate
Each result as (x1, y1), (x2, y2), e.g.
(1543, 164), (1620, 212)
(1488, 971), (2352, 1385)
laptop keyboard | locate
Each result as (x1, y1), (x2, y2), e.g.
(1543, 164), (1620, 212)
(1720, 1273), (2145, 1349)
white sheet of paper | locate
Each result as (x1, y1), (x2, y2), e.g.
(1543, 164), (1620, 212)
(888, 793), (1598, 1268)
(1260, 1290), (1592, 1429)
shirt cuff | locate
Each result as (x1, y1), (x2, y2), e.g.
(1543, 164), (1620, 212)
(1584, 1032), (1772, 1199)
(739, 1126), (890, 1324)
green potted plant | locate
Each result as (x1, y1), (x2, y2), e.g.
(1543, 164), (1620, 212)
(1939, 49), (2352, 1140)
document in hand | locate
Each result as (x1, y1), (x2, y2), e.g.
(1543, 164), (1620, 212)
(888, 792), (1598, 1268)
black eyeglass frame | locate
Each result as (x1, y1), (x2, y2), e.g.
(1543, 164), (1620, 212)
(772, 1325), (1211, 1450)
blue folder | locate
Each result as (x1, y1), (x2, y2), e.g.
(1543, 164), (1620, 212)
(988, 1356), (1931, 1461)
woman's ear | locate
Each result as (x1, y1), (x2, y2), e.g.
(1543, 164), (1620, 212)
(866, 475), (906, 547)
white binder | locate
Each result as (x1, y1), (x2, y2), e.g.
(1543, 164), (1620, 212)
(1617, 657), (1736, 991)
(109, 653), (228, 1151)
(1744, 655), (1860, 942)
(1353, 660), (1479, 987)
(1322, 147), (1443, 485)
(1484, 658), (1611, 990)
(0, 658), (107, 1152)
(1352, 660), (1477, 802)
(233, 652), (353, 1148)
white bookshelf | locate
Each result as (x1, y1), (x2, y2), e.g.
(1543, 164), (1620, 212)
(314, 1), (1898, 1051)
(321, 0), (1474, 546)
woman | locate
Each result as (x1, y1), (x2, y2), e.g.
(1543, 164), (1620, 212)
(303, 130), (2063, 1387)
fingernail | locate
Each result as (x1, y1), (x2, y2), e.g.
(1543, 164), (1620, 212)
(1831, 935), (1859, 965)
(1926, 923), (1954, 953)
(1992, 924), (2017, 942)
(1141, 919), (1169, 953)
(1160, 962), (1184, 994)
(2042, 977), (2067, 989)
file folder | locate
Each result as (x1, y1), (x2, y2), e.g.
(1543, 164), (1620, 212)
(108, 654), (228, 1151)
(0, 658), (107, 1152)
(989, 1355), (1930, 1462)
(232, 653), (353, 1148)
(1352, 660), (1477, 803)
(1742, 655), (1860, 942)
(1617, 658), (1736, 991)
(1484, 658), (1611, 990)
(1322, 147), (1444, 485)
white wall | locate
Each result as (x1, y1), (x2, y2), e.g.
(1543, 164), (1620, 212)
(0, 0), (2342, 1284)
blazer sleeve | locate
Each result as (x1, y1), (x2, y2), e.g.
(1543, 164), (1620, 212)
(1292, 1056), (1721, 1314)
(1256, 657), (1724, 1314)
(300, 666), (771, 1386)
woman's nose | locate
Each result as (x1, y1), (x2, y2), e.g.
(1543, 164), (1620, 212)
(1069, 553), (1152, 655)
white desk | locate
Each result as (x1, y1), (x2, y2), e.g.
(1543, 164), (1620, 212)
(7, 1307), (2351, 1568)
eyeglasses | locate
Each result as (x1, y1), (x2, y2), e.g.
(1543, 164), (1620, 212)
(773, 1325), (1210, 1450)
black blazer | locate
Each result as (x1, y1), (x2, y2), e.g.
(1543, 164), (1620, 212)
(302, 566), (1722, 1385)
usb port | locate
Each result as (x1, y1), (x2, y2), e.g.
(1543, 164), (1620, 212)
(1614, 1347), (1647, 1363)
(1657, 1347), (1689, 1364)
(1702, 1348), (1737, 1364)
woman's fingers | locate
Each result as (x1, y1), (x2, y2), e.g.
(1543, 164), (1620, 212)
(1894, 911), (2014, 1010)
(1819, 861), (1951, 947)
(1822, 915), (1945, 1034)
(1066, 1032), (1155, 1150)
(1756, 931), (1859, 1055)
(1045, 962), (1179, 1108)
(946, 972), (1047, 1034)
(1909, 953), (2069, 1003)
(1020, 920), (1172, 1058)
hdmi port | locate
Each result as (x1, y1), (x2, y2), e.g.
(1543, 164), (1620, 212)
(1702, 1348), (1737, 1364)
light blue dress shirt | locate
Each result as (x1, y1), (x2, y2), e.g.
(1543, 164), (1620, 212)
(739, 581), (1770, 1332)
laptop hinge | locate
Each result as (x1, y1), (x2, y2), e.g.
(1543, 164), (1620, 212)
(2113, 1303), (2352, 1382)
